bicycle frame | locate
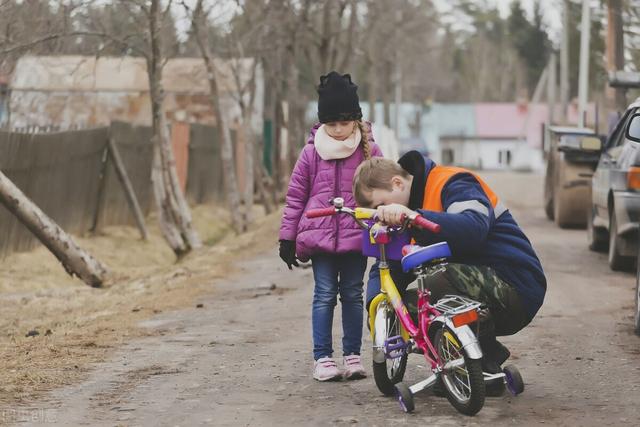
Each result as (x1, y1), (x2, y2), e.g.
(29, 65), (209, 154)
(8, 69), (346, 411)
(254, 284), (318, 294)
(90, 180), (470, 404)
(368, 245), (445, 370)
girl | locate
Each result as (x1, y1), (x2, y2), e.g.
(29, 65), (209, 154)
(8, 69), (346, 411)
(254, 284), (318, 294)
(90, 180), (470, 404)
(278, 72), (383, 381)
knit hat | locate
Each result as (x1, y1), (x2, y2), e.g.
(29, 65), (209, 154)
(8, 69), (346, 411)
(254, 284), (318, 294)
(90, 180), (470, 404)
(317, 71), (362, 124)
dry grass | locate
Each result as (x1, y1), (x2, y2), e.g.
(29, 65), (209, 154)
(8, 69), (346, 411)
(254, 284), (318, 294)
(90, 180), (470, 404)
(0, 204), (281, 406)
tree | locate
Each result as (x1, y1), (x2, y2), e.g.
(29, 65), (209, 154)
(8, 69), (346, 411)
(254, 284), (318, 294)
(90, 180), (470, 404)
(187, 0), (246, 233)
(566, 0), (606, 97)
(445, 1), (523, 101)
(507, 0), (552, 96)
(77, 0), (201, 255)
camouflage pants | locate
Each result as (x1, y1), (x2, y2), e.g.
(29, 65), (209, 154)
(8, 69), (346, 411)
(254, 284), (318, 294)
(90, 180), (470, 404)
(405, 263), (530, 336)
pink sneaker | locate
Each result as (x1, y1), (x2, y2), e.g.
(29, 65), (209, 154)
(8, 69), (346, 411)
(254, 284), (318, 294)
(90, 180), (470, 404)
(313, 357), (342, 381)
(343, 355), (366, 380)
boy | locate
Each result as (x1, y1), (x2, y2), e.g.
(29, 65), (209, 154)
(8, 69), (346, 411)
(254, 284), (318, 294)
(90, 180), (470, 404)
(352, 151), (546, 394)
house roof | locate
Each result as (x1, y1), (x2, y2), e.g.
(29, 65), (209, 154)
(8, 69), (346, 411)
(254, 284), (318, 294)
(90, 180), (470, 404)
(10, 55), (257, 94)
(548, 126), (595, 135)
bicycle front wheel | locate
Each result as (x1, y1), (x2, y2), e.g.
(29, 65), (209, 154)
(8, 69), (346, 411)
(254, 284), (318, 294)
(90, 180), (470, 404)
(372, 304), (407, 396)
(435, 328), (485, 416)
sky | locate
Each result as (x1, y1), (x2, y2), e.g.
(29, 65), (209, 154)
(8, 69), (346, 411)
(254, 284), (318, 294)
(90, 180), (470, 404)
(433, 0), (564, 42)
(172, 0), (569, 44)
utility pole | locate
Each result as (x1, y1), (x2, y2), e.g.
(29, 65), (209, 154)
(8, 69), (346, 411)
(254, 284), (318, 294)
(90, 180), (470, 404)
(606, 0), (626, 115)
(547, 53), (558, 126)
(560, 0), (570, 124)
(577, 0), (591, 128)
(394, 9), (402, 136)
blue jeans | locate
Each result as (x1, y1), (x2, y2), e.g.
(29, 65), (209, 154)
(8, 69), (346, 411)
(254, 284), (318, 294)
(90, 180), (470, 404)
(311, 253), (367, 360)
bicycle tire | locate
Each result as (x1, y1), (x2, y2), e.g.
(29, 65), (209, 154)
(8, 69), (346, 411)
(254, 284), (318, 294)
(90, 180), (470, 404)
(435, 328), (485, 416)
(372, 306), (408, 396)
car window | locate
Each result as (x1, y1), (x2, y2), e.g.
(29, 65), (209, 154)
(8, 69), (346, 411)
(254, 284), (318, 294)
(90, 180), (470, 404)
(606, 109), (634, 153)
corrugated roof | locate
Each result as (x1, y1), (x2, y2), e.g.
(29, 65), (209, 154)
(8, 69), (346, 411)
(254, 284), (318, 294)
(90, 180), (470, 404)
(10, 55), (255, 94)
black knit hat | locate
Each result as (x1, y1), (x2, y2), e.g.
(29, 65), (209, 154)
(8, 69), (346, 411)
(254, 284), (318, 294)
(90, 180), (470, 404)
(317, 71), (362, 124)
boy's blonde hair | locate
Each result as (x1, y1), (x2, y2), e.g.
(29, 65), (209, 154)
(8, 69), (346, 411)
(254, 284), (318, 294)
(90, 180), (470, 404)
(352, 157), (410, 207)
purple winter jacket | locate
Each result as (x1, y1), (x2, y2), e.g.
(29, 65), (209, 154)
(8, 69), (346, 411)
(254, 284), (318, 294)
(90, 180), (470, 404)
(279, 123), (383, 262)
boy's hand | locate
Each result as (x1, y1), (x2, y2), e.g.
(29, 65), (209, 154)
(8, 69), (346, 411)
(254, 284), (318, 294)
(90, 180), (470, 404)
(376, 204), (417, 225)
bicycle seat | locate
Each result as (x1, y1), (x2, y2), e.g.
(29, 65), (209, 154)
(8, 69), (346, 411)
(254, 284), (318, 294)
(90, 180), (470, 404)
(401, 242), (452, 272)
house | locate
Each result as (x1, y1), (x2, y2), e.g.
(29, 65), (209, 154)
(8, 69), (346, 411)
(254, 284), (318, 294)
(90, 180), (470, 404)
(307, 100), (596, 172)
(7, 55), (263, 132)
(6, 55), (265, 194)
(438, 102), (595, 171)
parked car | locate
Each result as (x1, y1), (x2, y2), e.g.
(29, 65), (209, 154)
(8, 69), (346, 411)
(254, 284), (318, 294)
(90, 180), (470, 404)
(544, 126), (602, 228)
(588, 98), (640, 271)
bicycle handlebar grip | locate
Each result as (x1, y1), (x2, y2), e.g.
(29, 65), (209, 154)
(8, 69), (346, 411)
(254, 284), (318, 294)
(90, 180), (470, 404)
(305, 207), (337, 218)
(413, 215), (441, 233)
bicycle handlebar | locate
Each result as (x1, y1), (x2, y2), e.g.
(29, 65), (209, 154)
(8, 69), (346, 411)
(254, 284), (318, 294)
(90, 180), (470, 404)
(305, 207), (337, 218)
(412, 215), (441, 233)
(306, 205), (441, 234)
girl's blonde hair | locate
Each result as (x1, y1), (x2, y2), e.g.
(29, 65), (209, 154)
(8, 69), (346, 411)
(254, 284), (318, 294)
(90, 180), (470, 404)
(352, 157), (410, 207)
(356, 120), (372, 160)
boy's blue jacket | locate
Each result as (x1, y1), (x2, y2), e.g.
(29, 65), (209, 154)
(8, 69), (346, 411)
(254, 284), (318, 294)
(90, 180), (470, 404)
(401, 151), (546, 319)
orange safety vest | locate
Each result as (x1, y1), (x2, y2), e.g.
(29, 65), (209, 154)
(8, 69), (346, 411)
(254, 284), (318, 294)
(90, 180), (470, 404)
(422, 166), (503, 215)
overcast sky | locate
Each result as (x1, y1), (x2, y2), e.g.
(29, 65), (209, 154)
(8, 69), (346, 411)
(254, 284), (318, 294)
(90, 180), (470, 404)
(433, 0), (564, 42)
(174, 0), (566, 43)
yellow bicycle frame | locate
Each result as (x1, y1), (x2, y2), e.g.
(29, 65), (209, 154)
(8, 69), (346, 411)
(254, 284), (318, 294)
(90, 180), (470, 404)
(357, 206), (413, 341)
(368, 267), (411, 341)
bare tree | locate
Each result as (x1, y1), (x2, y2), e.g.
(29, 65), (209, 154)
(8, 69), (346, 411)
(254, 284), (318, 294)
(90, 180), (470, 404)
(187, 0), (245, 233)
(145, 0), (202, 255)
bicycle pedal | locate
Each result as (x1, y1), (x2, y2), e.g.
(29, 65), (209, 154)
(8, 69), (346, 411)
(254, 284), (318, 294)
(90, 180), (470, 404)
(384, 335), (407, 359)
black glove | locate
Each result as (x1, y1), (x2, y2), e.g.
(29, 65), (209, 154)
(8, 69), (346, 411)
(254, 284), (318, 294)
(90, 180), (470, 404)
(279, 240), (299, 270)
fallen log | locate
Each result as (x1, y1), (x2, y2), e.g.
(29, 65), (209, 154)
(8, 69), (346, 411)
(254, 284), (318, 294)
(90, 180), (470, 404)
(0, 168), (109, 287)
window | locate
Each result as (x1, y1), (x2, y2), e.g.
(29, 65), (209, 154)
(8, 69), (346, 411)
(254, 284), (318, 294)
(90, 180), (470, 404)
(606, 108), (635, 153)
(498, 149), (512, 166)
(442, 148), (454, 165)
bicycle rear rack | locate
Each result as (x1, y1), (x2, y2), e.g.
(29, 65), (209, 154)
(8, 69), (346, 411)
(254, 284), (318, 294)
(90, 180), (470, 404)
(432, 295), (482, 316)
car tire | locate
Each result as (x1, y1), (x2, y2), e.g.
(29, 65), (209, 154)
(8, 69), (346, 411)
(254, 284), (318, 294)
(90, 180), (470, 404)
(608, 209), (634, 271)
(544, 197), (554, 221)
(635, 250), (640, 336)
(544, 156), (555, 221)
(544, 176), (554, 221)
(587, 207), (608, 252)
(554, 188), (574, 228)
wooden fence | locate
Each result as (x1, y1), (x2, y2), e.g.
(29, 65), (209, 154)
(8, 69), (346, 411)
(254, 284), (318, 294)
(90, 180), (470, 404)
(0, 122), (231, 258)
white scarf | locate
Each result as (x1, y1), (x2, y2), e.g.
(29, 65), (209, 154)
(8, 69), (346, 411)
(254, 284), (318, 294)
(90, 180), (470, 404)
(314, 124), (362, 161)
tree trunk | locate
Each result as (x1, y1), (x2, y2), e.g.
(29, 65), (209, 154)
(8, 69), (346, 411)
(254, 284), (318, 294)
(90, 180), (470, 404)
(368, 62), (377, 123)
(0, 169), (108, 287)
(383, 61), (392, 127)
(107, 138), (148, 240)
(286, 47), (301, 179)
(241, 125), (255, 226)
(254, 136), (274, 215)
(148, 0), (202, 255)
(191, 0), (244, 233)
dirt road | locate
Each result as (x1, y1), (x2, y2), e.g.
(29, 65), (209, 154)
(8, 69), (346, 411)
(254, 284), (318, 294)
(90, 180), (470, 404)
(9, 172), (640, 426)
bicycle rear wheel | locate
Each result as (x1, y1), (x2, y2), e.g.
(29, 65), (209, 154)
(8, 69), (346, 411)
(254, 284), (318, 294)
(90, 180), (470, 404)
(372, 304), (408, 396)
(435, 328), (485, 416)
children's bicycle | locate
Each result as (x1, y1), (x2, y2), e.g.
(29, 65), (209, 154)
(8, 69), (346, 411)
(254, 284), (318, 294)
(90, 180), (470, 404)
(306, 198), (524, 416)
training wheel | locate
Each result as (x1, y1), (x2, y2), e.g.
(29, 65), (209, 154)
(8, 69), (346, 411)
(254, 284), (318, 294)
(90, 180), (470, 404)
(395, 382), (415, 413)
(503, 364), (524, 396)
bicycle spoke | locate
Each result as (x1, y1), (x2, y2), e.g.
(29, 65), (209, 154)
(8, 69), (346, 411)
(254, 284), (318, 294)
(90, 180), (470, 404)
(454, 374), (471, 394)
